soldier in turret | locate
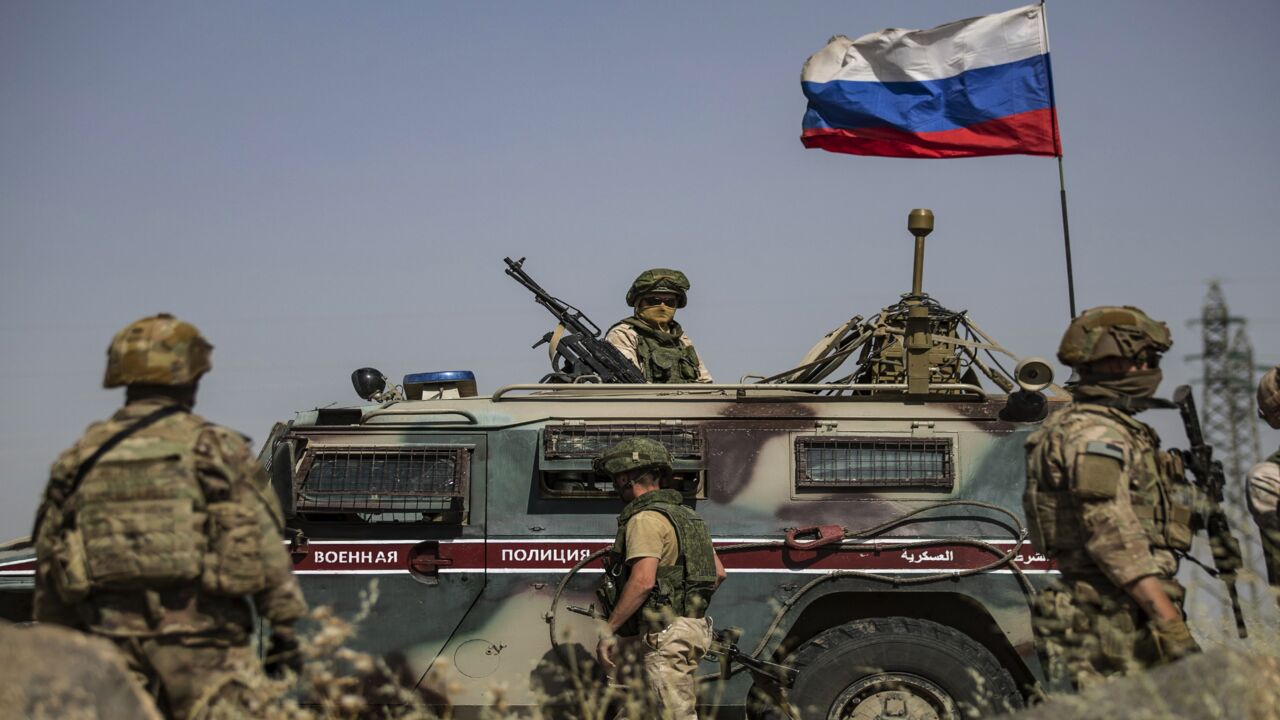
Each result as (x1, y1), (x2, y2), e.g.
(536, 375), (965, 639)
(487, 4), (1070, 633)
(1024, 306), (1200, 691)
(1249, 365), (1280, 602)
(592, 438), (726, 719)
(32, 314), (307, 719)
(605, 269), (713, 383)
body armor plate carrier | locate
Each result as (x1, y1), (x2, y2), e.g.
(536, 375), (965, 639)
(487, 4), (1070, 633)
(598, 489), (717, 635)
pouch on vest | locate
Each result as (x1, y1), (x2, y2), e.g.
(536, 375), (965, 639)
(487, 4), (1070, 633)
(46, 507), (91, 604)
(78, 498), (206, 589)
(1073, 442), (1125, 500)
(1027, 490), (1085, 552)
(203, 501), (268, 596)
(72, 443), (207, 591)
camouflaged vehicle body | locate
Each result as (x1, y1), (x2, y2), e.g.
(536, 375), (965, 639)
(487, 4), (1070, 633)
(293, 383), (1058, 713)
(0, 383), (1063, 715)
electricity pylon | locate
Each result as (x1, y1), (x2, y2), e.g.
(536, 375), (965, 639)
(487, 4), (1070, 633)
(1187, 281), (1266, 617)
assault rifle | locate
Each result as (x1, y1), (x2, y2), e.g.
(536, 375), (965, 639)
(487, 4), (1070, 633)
(504, 257), (646, 384)
(1172, 384), (1248, 638)
(565, 606), (796, 687)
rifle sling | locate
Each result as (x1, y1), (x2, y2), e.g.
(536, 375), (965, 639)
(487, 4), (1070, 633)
(39, 405), (190, 535)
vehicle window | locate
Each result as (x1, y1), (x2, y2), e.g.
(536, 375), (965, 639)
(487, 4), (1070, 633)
(294, 444), (472, 522)
(795, 436), (954, 491)
(540, 424), (704, 498)
(543, 424), (703, 459)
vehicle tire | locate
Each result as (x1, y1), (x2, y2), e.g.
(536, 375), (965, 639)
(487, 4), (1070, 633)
(770, 617), (1023, 720)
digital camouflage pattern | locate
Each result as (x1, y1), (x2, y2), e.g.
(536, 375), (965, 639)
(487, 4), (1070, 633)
(624, 268), (691, 308)
(605, 489), (718, 634)
(592, 436), (674, 479)
(605, 319), (712, 383)
(103, 314), (213, 388)
(1024, 400), (1194, 689)
(33, 396), (307, 719)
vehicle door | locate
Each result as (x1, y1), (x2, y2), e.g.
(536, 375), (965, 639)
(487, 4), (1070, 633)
(272, 430), (487, 690)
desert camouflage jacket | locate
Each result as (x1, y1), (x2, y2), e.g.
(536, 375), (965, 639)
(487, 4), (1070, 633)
(1247, 448), (1280, 586)
(33, 397), (307, 639)
(1025, 401), (1187, 589)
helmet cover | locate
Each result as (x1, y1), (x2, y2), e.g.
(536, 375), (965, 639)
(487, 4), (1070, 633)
(1259, 365), (1280, 427)
(625, 268), (690, 308)
(593, 437), (674, 480)
(1057, 305), (1171, 369)
(103, 313), (213, 388)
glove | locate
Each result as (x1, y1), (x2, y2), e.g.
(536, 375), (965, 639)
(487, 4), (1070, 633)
(1150, 616), (1200, 662)
(264, 628), (303, 678)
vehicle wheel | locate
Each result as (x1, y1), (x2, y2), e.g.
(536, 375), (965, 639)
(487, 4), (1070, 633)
(772, 617), (1023, 720)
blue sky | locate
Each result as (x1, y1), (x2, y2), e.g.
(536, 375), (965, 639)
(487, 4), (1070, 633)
(2, 0), (1277, 537)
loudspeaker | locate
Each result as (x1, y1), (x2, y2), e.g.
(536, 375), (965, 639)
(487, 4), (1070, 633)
(1014, 357), (1054, 393)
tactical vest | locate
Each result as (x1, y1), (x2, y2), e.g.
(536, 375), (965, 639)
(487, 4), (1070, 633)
(47, 413), (269, 606)
(613, 317), (702, 384)
(599, 489), (718, 635)
(1024, 403), (1194, 568)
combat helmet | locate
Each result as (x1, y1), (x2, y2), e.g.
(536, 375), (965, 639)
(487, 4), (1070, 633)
(592, 437), (673, 482)
(1057, 306), (1171, 369)
(1259, 365), (1280, 428)
(625, 268), (690, 309)
(103, 313), (213, 388)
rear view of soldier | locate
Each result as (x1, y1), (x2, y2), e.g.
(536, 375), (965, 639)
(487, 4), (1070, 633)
(592, 438), (725, 719)
(1249, 365), (1280, 602)
(1024, 306), (1199, 691)
(32, 314), (307, 719)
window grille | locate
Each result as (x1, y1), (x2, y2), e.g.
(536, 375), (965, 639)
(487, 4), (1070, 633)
(795, 436), (953, 490)
(543, 424), (703, 460)
(295, 445), (470, 513)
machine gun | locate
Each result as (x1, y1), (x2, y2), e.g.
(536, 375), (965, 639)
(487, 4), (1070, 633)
(1172, 384), (1248, 638)
(708, 626), (797, 688)
(504, 257), (647, 384)
(564, 606), (796, 687)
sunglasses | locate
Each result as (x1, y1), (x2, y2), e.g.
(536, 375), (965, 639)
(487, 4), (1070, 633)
(639, 295), (678, 308)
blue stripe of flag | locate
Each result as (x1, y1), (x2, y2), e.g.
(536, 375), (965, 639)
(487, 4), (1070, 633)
(802, 54), (1052, 134)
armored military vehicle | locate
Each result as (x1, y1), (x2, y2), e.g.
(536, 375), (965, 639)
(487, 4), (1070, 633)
(0, 210), (1067, 719)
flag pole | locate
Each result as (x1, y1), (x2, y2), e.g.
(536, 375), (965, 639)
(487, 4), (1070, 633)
(1041, 1), (1076, 318)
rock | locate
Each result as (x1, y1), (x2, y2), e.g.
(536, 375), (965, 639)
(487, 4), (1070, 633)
(0, 622), (162, 720)
(997, 647), (1280, 720)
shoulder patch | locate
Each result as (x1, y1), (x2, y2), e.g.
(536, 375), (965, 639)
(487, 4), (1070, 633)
(1084, 440), (1126, 462)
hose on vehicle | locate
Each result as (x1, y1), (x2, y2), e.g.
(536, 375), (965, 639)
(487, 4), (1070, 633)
(546, 499), (1033, 673)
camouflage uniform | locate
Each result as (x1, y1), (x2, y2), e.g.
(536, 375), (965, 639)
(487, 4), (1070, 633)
(595, 439), (720, 719)
(1249, 366), (1280, 597)
(32, 315), (307, 720)
(1024, 306), (1196, 691)
(605, 268), (713, 384)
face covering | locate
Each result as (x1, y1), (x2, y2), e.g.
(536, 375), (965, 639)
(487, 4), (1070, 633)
(637, 305), (675, 329)
(1076, 368), (1163, 400)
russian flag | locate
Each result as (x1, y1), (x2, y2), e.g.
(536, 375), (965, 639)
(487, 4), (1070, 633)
(801, 5), (1060, 159)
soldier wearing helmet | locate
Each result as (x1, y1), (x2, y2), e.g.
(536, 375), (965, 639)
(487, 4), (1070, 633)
(32, 314), (307, 719)
(1024, 306), (1200, 691)
(604, 268), (713, 383)
(1247, 365), (1280, 601)
(592, 438), (725, 719)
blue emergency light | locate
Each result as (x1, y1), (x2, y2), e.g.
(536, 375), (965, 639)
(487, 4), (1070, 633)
(403, 370), (477, 399)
